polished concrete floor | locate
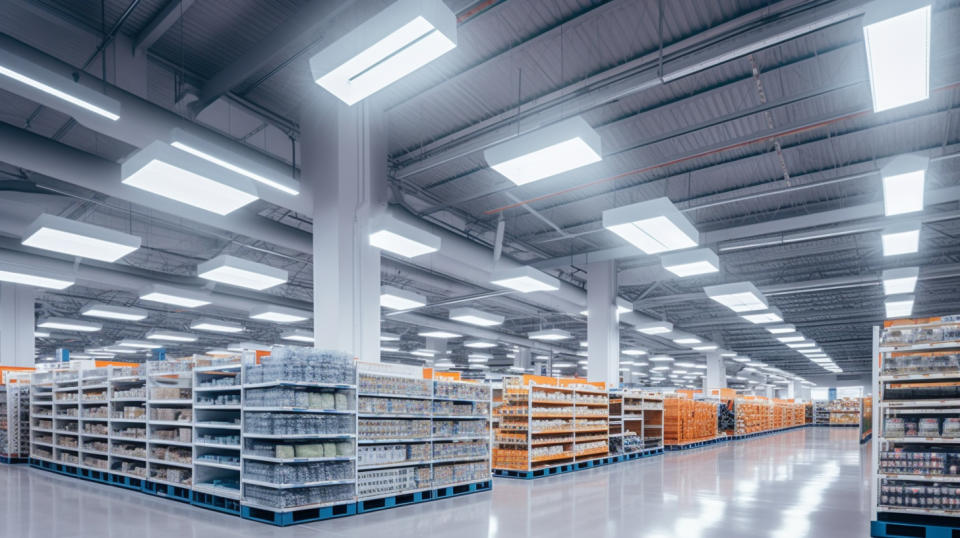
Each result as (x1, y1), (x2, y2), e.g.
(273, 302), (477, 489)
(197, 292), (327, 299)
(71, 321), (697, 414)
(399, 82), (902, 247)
(0, 427), (871, 537)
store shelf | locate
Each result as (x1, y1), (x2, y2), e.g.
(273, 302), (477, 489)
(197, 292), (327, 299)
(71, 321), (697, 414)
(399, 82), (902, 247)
(244, 381), (356, 390)
(880, 473), (960, 483)
(879, 342), (960, 353)
(244, 407), (353, 414)
(243, 455), (353, 464)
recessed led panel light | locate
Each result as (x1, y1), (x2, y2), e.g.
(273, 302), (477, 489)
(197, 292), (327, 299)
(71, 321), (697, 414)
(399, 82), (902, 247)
(36, 317), (101, 332)
(693, 344), (718, 351)
(661, 248), (719, 277)
(704, 282), (768, 312)
(622, 349), (647, 356)
(410, 349), (435, 358)
(418, 330), (462, 339)
(885, 293), (915, 318)
(741, 309), (783, 324)
(799, 348), (824, 355)
(720, 351), (737, 358)
(787, 342), (817, 349)
(449, 307), (504, 327)
(0, 259), (74, 290)
(484, 116), (602, 185)
(380, 285), (427, 310)
(138, 284), (211, 308)
(310, 0), (457, 105)
(603, 197), (699, 254)
(733, 357), (751, 363)
(673, 337), (701, 345)
(464, 340), (497, 349)
(190, 318), (244, 333)
(766, 324), (796, 334)
(635, 321), (673, 335)
(882, 266), (919, 295)
(650, 355), (674, 362)
(79, 303), (148, 321)
(777, 335), (805, 343)
(198, 255), (288, 291)
(121, 141), (259, 215)
(528, 329), (572, 341)
(146, 329), (197, 342)
(862, 2), (931, 112)
(369, 214), (441, 258)
(882, 221), (921, 256)
(249, 304), (312, 323)
(491, 266), (560, 293)
(34, 330), (50, 337)
(22, 214), (141, 262)
(117, 339), (163, 349)
(882, 154), (928, 216)
(281, 329), (315, 343)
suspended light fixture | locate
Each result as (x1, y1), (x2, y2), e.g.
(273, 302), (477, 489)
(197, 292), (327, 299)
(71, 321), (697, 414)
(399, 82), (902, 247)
(34, 330), (50, 338)
(885, 293), (915, 318)
(0, 259), (74, 290)
(484, 116), (602, 185)
(80, 303), (148, 321)
(491, 266), (559, 293)
(449, 307), (504, 327)
(862, 1), (931, 112)
(660, 248), (719, 277)
(190, 318), (244, 333)
(121, 141), (259, 215)
(410, 349), (435, 358)
(704, 282), (768, 312)
(418, 330), (461, 339)
(116, 339), (163, 349)
(310, 0), (457, 105)
(36, 317), (101, 332)
(139, 284), (211, 308)
(740, 308), (783, 324)
(248, 305), (311, 323)
(881, 221), (921, 256)
(882, 267), (919, 295)
(464, 340), (497, 349)
(766, 324), (796, 334)
(777, 335), (806, 343)
(198, 255), (288, 291)
(369, 213), (441, 258)
(603, 197), (698, 254)
(281, 329), (315, 343)
(22, 214), (140, 263)
(380, 333), (401, 341)
(672, 336), (701, 345)
(146, 329), (197, 342)
(622, 349), (647, 356)
(882, 154), (928, 216)
(528, 329), (572, 341)
(380, 286), (427, 310)
(635, 321), (673, 335)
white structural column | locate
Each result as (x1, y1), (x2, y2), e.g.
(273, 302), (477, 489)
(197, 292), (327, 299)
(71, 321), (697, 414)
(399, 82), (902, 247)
(0, 283), (35, 366)
(705, 352), (726, 391)
(516, 348), (531, 370)
(303, 94), (387, 362)
(587, 261), (619, 386)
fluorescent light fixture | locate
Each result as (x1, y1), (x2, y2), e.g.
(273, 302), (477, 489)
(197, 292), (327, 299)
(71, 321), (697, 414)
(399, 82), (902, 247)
(579, 341), (588, 348)
(885, 293), (915, 318)
(704, 282), (768, 312)
(380, 285), (427, 310)
(146, 329), (197, 342)
(741, 309), (783, 324)
(121, 141), (259, 215)
(467, 354), (491, 363)
(810, 358), (833, 363)
(169, 128), (299, 195)
(661, 248), (719, 277)
(449, 307), (504, 327)
(674, 361), (696, 368)
(528, 328), (572, 341)
(380, 346), (400, 353)
(380, 333), (401, 341)
(490, 266), (560, 293)
(862, 2), (931, 112)
(672, 337), (701, 345)
(0, 48), (121, 120)
(882, 266), (919, 295)
(0, 259), (74, 290)
(101, 347), (138, 354)
(22, 214), (140, 262)
(733, 357), (751, 363)
(622, 349), (647, 356)
(787, 342), (817, 349)
(139, 284), (211, 308)
(117, 339), (163, 349)
(720, 351), (737, 358)
(799, 348), (824, 355)
(649, 355), (674, 362)
(36, 317), (101, 332)
(777, 335), (805, 343)
(249, 305), (311, 323)
(369, 214), (441, 259)
(198, 255), (288, 291)
(190, 318), (244, 333)
(34, 330), (50, 337)
(882, 221), (920, 256)
(603, 197), (699, 254)
(651, 366), (671, 372)
(80, 303), (148, 321)
(418, 330), (461, 339)
(310, 0), (456, 105)
(692, 344), (718, 351)
(281, 329), (315, 343)
(484, 115), (602, 185)
(464, 340), (497, 349)
(693, 364), (707, 369)
(882, 154), (928, 216)
(766, 324), (796, 334)
(410, 349), (435, 358)
(635, 321), (673, 335)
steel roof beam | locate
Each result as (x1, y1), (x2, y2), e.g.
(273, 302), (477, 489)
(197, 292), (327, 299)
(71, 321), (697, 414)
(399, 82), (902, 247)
(132, 0), (195, 55)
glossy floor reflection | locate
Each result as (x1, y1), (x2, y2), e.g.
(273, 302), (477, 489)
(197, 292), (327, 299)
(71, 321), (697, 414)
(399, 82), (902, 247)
(0, 427), (871, 537)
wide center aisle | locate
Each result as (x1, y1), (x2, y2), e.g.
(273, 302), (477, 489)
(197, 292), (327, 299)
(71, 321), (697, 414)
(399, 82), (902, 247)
(0, 425), (870, 537)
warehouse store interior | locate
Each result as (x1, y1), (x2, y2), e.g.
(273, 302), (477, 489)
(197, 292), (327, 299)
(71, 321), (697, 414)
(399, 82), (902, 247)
(0, 0), (957, 536)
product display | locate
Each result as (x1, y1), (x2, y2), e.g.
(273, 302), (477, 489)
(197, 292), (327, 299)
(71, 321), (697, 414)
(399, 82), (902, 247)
(664, 397), (718, 445)
(1, 375), (30, 460)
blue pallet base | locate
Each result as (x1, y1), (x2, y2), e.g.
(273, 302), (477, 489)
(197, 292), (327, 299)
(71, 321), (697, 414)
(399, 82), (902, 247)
(861, 432), (873, 444)
(241, 501), (356, 526)
(357, 480), (492, 513)
(493, 448), (665, 480)
(666, 438), (719, 451)
(0, 456), (27, 464)
(143, 480), (192, 503)
(872, 519), (960, 537)
(191, 491), (242, 516)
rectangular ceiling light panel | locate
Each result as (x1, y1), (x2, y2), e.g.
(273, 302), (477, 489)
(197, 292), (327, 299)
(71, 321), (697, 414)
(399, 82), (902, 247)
(777, 335), (806, 343)
(190, 318), (244, 333)
(741, 309), (783, 324)
(881, 221), (921, 256)
(121, 141), (259, 216)
(862, 2), (931, 112)
(369, 214), (441, 258)
(635, 321), (673, 335)
(766, 324), (796, 334)
(484, 116), (602, 185)
(310, 0), (457, 105)
(882, 154), (928, 216)
(464, 340), (497, 349)
(882, 266), (919, 295)
(528, 329), (572, 341)
(169, 128), (299, 195)
(704, 282), (768, 312)
(198, 255), (288, 291)
(380, 285), (427, 310)
(673, 337), (701, 345)
(281, 329), (315, 343)
(249, 305), (312, 323)
(418, 330), (461, 339)
(80, 303), (148, 321)
(22, 214), (141, 262)
(661, 248), (719, 277)
(139, 284), (211, 308)
(0, 259), (74, 289)
(37, 317), (101, 332)
(603, 197), (699, 254)
(449, 307), (504, 327)
(491, 266), (560, 293)
(885, 293), (915, 318)
(0, 48), (121, 121)
(146, 329), (197, 342)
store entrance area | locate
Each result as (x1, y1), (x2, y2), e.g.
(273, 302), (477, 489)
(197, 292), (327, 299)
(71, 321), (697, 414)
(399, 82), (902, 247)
(0, 428), (869, 537)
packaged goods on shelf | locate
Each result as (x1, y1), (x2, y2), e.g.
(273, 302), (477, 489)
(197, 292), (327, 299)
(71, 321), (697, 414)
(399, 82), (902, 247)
(880, 451), (960, 476)
(244, 412), (355, 435)
(245, 387), (352, 410)
(150, 466), (191, 485)
(33, 447), (52, 460)
(358, 374), (431, 398)
(60, 452), (78, 464)
(359, 419), (430, 439)
(359, 397), (430, 415)
(884, 352), (960, 376)
(113, 426), (146, 439)
(882, 322), (960, 347)
(33, 433), (52, 445)
(357, 467), (417, 497)
(56, 435), (78, 448)
(113, 387), (147, 399)
(56, 420), (78, 432)
(83, 406), (108, 419)
(432, 419), (486, 437)
(664, 397), (718, 445)
(112, 460), (146, 477)
(82, 439), (108, 453)
(434, 400), (489, 416)
(57, 407), (78, 417)
(196, 393), (240, 406)
(243, 460), (354, 484)
(197, 375), (241, 388)
(82, 423), (108, 435)
(112, 406), (146, 420)
(196, 432), (241, 446)
(433, 461), (488, 486)
(150, 387), (192, 401)
(358, 444), (430, 466)
(34, 419), (52, 430)
(880, 480), (960, 511)
(111, 442), (147, 459)
(150, 407), (192, 422)
(151, 427), (192, 443)
(244, 483), (354, 509)
(83, 456), (108, 469)
(80, 390), (107, 401)
(196, 453), (241, 466)
(434, 381), (488, 401)
(151, 445), (192, 464)
(245, 348), (356, 385)
(433, 441), (488, 460)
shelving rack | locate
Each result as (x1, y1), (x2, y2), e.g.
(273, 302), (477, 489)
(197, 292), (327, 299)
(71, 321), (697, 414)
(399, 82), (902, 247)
(29, 371), (54, 463)
(146, 360), (194, 494)
(813, 401), (831, 425)
(664, 396), (718, 448)
(828, 398), (861, 426)
(109, 365), (148, 481)
(494, 375), (610, 476)
(871, 316), (960, 537)
(620, 390), (663, 454)
(52, 369), (80, 466)
(193, 358), (242, 501)
(356, 362), (491, 512)
(79, 367), (110, 472)
(1, 372), (30, 462)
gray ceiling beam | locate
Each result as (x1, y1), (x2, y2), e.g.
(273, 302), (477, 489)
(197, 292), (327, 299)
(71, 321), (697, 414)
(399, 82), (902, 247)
(132, 0), (195, 55)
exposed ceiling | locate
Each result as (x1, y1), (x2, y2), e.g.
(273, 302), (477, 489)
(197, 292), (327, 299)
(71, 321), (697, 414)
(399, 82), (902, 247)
(1, 0), (959, 389)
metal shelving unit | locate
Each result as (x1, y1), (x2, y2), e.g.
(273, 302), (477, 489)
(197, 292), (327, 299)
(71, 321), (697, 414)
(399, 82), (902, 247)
(109, 365), (148, 479)
(146, 360), (195, 488)
(1, 372), (30, 461)
(52, 370), (80, 466)
(193, 359), (242, 500)
(29, 371), (54, 463)
(872, 316), (960, 536)
(78, 367), (110, 471)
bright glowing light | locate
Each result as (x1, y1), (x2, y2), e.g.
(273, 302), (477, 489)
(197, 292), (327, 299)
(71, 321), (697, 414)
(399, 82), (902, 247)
(603, 197), (699, 254)
(198, 255), (288, 291)
(22, 214), (140, 262)
(380, 285), (427, 310)
(882, 266), (919, 295)
(486, 117), (602, 185)
(80, 303), (148, 321)
(882, 222), (920, 256)
(862, 3), (931, 112)
(704, 282), (768, 312)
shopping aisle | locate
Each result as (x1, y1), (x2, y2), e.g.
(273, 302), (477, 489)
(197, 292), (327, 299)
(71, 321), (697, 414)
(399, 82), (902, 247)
(0, 427), (869, 537)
